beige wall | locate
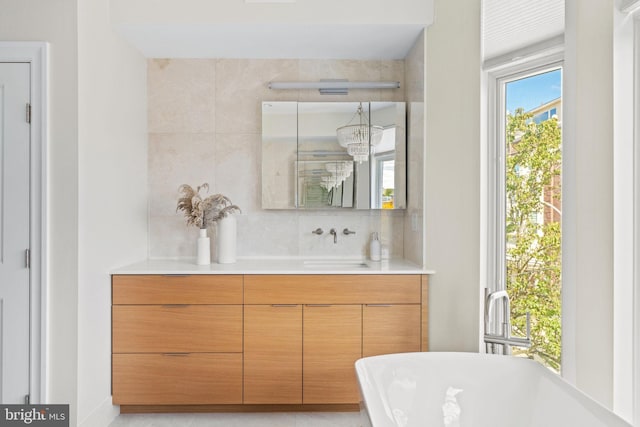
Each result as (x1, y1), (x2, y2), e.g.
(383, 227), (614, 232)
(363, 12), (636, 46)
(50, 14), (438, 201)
(563, 0), (615, 408)
(148, 57), (418, 261)
(0, 0), (79, 422)
(77, 0), (148, 425)
(612, 3), (636, 421)
(425, 0), (482, 352)
(404, 31), (426, 265)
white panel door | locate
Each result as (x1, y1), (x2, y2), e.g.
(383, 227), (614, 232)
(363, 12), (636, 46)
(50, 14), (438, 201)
(0, 62), (30, 403)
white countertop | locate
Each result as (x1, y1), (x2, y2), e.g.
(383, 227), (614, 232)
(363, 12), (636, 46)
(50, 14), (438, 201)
(112, 258), (435, 275)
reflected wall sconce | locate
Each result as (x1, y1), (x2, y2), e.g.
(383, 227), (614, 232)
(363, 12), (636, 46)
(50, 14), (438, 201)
(268, 79), (400, 95)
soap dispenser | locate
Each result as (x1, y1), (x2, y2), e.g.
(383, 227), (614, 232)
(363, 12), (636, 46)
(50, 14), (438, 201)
(369, 232), (381, 261)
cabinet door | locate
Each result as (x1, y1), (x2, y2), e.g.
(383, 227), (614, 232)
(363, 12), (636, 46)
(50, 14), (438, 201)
(303, 305), (362, 404)
(244, 305), (302, 404)
(363, 304), (421, 357)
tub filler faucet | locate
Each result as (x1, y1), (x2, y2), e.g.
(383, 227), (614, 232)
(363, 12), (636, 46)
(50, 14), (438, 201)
(329, 228), (337, 243)
(484, 289), (531, 355)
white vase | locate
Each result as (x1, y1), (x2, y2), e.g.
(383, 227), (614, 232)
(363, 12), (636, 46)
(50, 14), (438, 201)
(196, 228), (211, 265)
(217, 215), (237, 264)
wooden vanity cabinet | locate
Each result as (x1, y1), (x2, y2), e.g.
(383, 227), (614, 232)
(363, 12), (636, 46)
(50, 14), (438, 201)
(363, 304), (422, 357)
(303, 304), (362, 404)
(112, 353), (241, 405)
(112, 272), (429, 410)
(243, 274), (425, 405)
(111, 274), (243, 406)
(243, 304), (302, 404)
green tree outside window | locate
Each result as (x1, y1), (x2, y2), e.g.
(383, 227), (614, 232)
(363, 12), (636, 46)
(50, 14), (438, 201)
(506, 108), (562, 371)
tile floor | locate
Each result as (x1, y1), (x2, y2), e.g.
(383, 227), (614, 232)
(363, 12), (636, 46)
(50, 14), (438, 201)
(108, 412), (363, 427)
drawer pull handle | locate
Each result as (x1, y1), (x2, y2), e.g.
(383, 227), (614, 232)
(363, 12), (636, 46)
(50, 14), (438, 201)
(305, 304), (332, 307)
(161, 274), (189, 277)
(163, 353), (190, 357)
(366, 304), (392, 307)
(271, 304), (298, 307)
(162, 304), (190, 308)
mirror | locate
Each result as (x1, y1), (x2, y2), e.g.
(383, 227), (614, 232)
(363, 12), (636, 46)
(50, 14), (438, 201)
(261, 102), (297, 209)
(262, 101), (406, 209)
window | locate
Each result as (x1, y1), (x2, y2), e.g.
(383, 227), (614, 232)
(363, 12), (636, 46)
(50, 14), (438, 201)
(489, 63), (563, 372)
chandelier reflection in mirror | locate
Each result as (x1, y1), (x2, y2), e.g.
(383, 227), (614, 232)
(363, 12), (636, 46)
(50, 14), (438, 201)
(320, 161), (354, 190)
(336, 102), (383, 163)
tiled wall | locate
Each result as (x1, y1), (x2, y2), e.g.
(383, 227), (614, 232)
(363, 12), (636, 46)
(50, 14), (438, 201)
(148, 53), (424, 261)
(404, 32), (426, 265)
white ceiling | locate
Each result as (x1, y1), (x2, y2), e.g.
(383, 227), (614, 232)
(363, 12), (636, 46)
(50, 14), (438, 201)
(482, 0), (564, 61)
(114, 1), (564, 61)
(115, 23), (426, 59)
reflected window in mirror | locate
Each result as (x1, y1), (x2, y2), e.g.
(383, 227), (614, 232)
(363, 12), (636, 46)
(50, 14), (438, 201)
(371, 127), (398, 209)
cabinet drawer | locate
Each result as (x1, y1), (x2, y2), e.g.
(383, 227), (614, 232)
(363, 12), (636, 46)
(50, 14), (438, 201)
(244, 275), (421, 304)
(112, 353), (242, 405)
(113, 305), (242, 353)
(112, 275), (242, 304)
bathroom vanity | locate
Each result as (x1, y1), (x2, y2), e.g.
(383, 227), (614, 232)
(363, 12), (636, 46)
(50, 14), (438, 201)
(111, 259), (432, 412)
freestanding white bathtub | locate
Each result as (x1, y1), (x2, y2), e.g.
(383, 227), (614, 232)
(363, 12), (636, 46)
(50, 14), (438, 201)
(355, 352), (632, 427)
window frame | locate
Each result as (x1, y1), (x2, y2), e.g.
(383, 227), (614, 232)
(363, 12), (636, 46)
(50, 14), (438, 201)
(484, 49), (564, 364)
(633, 13), (640, 426)
(613, 2), (640, 421)
(487, 56), (564, 296)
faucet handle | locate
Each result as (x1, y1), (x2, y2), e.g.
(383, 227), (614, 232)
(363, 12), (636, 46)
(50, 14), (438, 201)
(343, 228), (356, 235)
(312, 228), (323, 235)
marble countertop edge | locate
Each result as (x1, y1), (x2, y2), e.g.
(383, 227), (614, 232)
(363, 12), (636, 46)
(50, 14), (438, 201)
(111, 258), (436, 275)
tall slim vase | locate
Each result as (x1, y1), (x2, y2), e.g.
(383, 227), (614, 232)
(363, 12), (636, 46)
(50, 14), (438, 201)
(217, 215), (237, 264)
(196, 228), (211, 265)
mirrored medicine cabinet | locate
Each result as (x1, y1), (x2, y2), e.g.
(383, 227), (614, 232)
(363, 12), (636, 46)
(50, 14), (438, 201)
(261, 101), (406, 210)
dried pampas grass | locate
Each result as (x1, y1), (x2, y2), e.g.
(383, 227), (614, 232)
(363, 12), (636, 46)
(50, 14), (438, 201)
(176, 183), (241, 229)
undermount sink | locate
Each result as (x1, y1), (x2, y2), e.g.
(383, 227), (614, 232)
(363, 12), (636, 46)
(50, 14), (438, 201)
(303, 260), (369, 269)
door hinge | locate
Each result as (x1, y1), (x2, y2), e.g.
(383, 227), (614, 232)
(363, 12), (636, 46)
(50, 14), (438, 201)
(26, 103), (31, 124)
(25, 394), (30, 404)
(25, 249), (30, 269)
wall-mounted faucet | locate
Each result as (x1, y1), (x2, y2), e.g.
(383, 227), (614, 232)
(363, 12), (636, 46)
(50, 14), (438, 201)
(315, 227), (352, 243)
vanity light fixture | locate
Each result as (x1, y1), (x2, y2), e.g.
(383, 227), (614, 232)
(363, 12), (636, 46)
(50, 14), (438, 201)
(268, 80), (400, 95)
(336, 102), (383, 163)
